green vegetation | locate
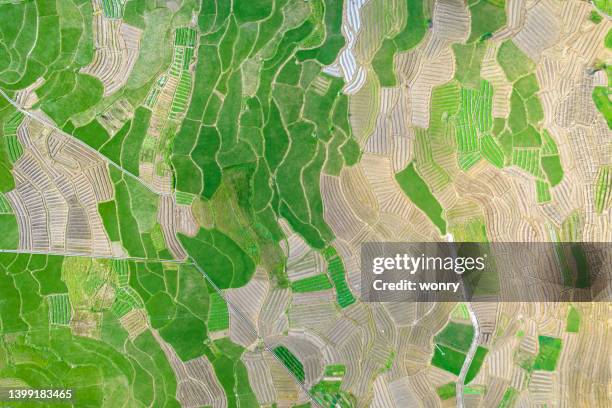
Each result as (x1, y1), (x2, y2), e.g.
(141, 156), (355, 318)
(0, 212), (18, 249)
(436, 382), (456, 400)
(207, 291), (230, 332)
(72, 118), (110, 150)
(512, 149), (542, 177)
(175, 191), (195, 205)
(533, 335), (562, 371)
(291, 274), (333, 293)
(589, 10), (603, 24)
(464, 346), (488, 384)
(172, 0), (361, 291)
(594, 166), (612, 213)
(419, 44), (562, 210)
(98, 201), (121, 242)
(514, 74), (539, 98)
(452, 303), (470, 320)
(310, 366), (355, 408)
(324, 364), (346, 377)
(566, 306), (580, 333)
(435, 322), (475, 353)
(592, 86), (612, 129)
(571, 244), (590, 289)
(273, 345), (305, 382)
(431, 321), (481, 377)
(372, 0), (428, 86)
(497, 40), (535, 82)
(593, 0), (612, 16)
(498, 387), (519, 408)
(0, 109), (20, 191)
(0, 141), (17, 227)
(456, 80), (493, 169)
(3, 0), (582, 404)
(395, 162), (446, 234)
(541, 154), (563, 186)
(536, 179), (551, 204)
(0, 254), (188, 407)
(468, 0), (507, 43)
(325, 247), (356, 308)
(104, 169), (170, 260)
(453, 42), (487, 87)
(481, 135), (505, 168)
(206, 338), (259, 407)
(410, 83), (458, 203)
(2, 111), (24, 164)
(40, 73), (104, 127)
(48, 293), (71, 325)
(0, 1), (376, 404)
(296, 0), (346, 65)
(101, 0), (124, 19)
(121, 107), (152, 175)
(179, 227), (255, 289)
(431, 344), (466, 375)
(0, 0), (106, 129)
(464, 386), (484, 395)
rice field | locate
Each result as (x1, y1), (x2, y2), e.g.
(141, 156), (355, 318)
(101, 0), (123, 19)
(326, 251), (355, 308)
(272, 345), (305, 382)
(536, 180), (551, 203)
(594, 166), (612, 213)
(0, 0), (607, 406)
(207, 291), (230, 332)
(511, 149), (543, 177)
(48, 294), (71, 325)
(291, 274), (333, 293)
(3, 112), (24, 163)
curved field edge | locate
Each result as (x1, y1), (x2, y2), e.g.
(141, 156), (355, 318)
(172, 0), (362, 292)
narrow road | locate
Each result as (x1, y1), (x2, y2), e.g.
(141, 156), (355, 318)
(456, 302), (480, 408)
(0, 89), (322, 407)
(0, 89), (169, 198)
(446, 234), (481, 407)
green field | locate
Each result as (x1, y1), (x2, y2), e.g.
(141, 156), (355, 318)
(291, 274), (333, 293)
(324, 248), (355, 308)
(309, 364), (354, 407)
(431, 320), (485, 378)
(498, 387), (519, 408)
(435, 322), (475, 353)
(464, 346), (488, 384)
(0, 0), (604, 405)
(436, 382), (456, 400)
(468, 0), (506, 43)
(0, 254), (185, 407)
(0, 213), (18, 249)
(566, 306), (580, 333)
(395, 162), (446, 234)
(273, 345), (305, 382)
(431, 344), (467, 376)
(593, 0), (611, 16)
(533, 336), (562, 371)
(48, 293), (71, 325)
(593, 86), (612, 129)
(595, 166), (612, 213)
(497, 40), (535, 82)
(208, 291), (230, 332)
(372, 0), (428, 86)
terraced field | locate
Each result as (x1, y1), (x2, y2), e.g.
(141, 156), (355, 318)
(0, 0), (610, 407)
